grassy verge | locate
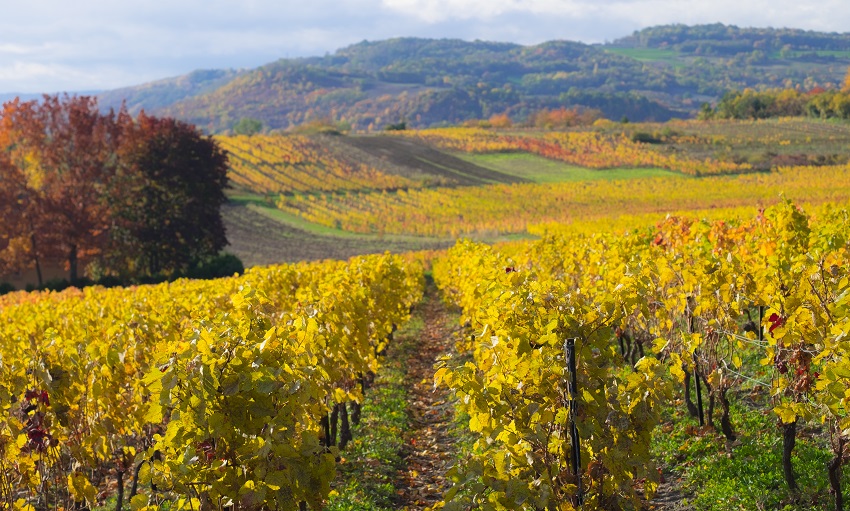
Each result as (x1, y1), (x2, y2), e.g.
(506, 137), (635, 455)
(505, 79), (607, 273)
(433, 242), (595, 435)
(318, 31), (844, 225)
(324, 315), (424, 510)
(226, 191), (278, 206)
(454, 152), (682, 183)
(653, 396), (849, 510)
(603, 47), (682, 63)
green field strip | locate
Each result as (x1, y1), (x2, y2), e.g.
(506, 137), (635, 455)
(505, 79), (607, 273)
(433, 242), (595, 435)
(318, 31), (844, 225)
(454, 152), (685, 183)
(604, 47), (681, 62)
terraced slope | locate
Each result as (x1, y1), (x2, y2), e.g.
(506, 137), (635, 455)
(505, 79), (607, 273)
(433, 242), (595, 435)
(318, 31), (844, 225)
(332, 135), (531, 186)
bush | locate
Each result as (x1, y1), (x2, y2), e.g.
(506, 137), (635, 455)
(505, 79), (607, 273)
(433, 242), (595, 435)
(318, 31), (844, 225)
(184, 253), (245, 280)
(96, 275), (124, 288)
(631, 131), (663, 144)
(384, 122), (407, 131)
(42, 278), (71, 292)
(0, 282), (15, 295)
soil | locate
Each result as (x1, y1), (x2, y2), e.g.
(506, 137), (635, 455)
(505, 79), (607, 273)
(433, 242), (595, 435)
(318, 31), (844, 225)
(388, 283), (694, 511)
(221, 203), (450, 267)
(650, 470), (695, 510)
(393, 285), (461, 510)
(339, 135), (530, 186)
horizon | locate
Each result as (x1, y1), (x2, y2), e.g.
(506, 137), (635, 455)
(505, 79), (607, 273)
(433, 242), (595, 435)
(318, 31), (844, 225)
(3, 0), (850, 95)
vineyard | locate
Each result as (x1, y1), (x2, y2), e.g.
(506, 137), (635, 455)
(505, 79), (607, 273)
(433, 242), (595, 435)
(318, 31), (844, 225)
(276, 164), (850, 237)
(217, 134), (422, 195)
(395, 127), (752, 176)
(431, 199), (850, 510)
(0, 254), (422, 510)
(5, 117), (850, 511)
(4, 198), (850, 510)
(227, 120), (850, 243)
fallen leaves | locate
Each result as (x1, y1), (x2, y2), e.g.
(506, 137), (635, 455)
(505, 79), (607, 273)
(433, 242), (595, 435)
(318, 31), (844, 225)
(393, 288), (461, 510)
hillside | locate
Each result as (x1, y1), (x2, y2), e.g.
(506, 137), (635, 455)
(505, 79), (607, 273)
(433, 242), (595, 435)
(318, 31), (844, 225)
(97, 69), (244, 114)
(158, 38), (684, 132)
(92, 24), (850, 132)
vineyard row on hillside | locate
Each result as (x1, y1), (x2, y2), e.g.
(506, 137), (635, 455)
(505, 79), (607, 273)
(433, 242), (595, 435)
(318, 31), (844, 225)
(432, 199), (850, 510)
(0, 254), (422, 510)
(218, 134), (420, 195)
(278, 164), (850, 237)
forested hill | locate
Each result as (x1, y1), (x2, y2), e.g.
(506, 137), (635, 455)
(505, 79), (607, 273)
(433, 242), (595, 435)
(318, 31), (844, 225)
(94, 24), (850, 132)
(615, 24), (850, 55)
(156, 38), (683, 132)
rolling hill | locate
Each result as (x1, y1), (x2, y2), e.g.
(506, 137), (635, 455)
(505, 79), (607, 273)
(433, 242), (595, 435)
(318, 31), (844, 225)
(89, 24), (850, 132)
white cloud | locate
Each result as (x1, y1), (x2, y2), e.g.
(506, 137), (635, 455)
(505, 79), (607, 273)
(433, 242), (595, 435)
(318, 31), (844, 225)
(380, 0), (850, 31)
(380, 0), (601, 21)
(1, 0), (850, 93)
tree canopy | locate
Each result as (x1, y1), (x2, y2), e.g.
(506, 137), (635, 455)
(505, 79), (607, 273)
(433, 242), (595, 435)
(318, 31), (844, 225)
(0, 95), (230, 285)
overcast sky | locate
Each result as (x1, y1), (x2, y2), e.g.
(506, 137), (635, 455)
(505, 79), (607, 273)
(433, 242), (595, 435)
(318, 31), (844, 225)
(1, 0), (848, 94)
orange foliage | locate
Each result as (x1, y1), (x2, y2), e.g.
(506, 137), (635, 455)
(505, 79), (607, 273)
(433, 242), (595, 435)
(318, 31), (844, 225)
(530, 106), (602, 129)
(488, 113), (513, 128)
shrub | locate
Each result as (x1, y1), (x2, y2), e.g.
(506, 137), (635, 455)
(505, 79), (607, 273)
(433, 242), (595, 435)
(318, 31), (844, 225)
(184, 253), (245, 280)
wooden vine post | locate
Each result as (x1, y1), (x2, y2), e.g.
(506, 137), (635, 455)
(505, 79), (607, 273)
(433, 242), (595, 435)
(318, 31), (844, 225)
(564, 337), (584, 506)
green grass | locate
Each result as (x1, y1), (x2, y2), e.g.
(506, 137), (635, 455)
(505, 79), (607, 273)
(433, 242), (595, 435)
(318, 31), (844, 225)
(604, 47), (681, 63)
(455, 152), (684, 183)
(653, 398), (848, 510)
(325, 314), (424, 510)
(779, 50), (850, 59)
(226, 191), (277, 206)
(249, 203), (364, 238)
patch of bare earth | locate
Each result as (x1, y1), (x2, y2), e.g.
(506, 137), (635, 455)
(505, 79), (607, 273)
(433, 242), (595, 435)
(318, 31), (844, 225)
(389, 286), (694, 511)
(221, 203), (449, 267)
(648, 470), (694, 511)
(393, 286), (460, 510)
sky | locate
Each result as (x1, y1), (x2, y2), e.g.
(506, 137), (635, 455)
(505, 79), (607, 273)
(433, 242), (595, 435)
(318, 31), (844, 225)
(1, 0), (848, 94)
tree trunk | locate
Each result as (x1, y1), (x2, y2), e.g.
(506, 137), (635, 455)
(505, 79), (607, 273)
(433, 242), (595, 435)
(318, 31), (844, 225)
(339, 402), (352, 449)
(321, 414), (331, 447)
(693, 357), (705, 426)
(684, 369), (699, 418)
(115, 470), (125, 511)
(34, 254), (43, 287)
(29, 230), (43, 287)
(828, 437), (845, 511)
(129, 461), (145, 498)
(783, 419), (799, 491)
(702, 375), (715, 429)
(330, 404), (339, 447)
(69, 243), (78, 283)
(616, 334), (626, 358)
(350, 401), (362, 426)
(719, 388), (736, 442)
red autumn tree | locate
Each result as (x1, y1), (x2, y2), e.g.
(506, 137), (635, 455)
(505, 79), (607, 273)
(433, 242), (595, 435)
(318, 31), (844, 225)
(113, 112), (229, 276)
(0, 98), (59, 285)
(1, 95), (230, 286)
(32, 95), (126, 281)
(0, 149), (34, 278)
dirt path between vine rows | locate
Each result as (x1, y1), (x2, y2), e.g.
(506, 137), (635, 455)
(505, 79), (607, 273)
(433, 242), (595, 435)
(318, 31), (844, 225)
(391, 284), (691, 510)
(393, 285), (460, 510)
(649, 470), (694, 511)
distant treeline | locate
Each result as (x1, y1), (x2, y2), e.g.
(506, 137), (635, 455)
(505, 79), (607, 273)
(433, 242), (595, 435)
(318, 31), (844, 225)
(704, 85), (850, 120)
(617, 23), (850, 56)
